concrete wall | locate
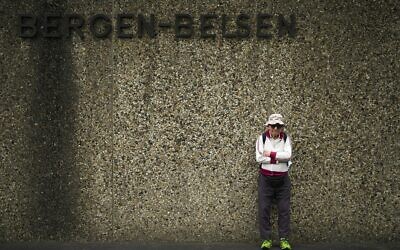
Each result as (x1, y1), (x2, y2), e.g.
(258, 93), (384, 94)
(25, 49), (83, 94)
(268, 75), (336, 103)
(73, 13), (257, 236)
(1, 0), (399, 244)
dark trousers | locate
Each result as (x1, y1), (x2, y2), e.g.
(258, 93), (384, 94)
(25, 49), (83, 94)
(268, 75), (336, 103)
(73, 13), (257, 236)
(258, 173), (291, 240)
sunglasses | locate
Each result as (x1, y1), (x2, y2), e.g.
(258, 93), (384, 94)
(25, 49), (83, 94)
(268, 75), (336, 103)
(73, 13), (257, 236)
(270, 124), (284, 129)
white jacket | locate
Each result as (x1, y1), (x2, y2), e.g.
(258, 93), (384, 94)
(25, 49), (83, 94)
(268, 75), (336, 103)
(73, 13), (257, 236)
(256, 132), (292, 172)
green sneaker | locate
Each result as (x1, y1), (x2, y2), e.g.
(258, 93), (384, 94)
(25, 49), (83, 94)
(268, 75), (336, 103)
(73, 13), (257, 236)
(261, 239), (272, 249)
(280, 238), (292, 250)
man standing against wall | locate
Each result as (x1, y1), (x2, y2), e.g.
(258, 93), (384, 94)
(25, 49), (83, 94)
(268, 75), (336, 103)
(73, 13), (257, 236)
(256, 114), (293, 250)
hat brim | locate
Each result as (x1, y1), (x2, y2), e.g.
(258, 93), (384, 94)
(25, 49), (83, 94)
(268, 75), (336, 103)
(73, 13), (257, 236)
(264, 121), (285, 126)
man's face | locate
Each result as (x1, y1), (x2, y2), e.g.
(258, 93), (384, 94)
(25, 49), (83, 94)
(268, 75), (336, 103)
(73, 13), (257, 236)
(268, 124), (284, 138)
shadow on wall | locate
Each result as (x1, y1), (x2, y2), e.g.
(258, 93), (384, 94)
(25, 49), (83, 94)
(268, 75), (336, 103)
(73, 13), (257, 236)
(26, 0), (79, 240)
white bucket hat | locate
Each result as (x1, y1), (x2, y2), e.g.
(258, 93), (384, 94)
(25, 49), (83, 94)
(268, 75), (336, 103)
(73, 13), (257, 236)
(264, 113), (285, 126)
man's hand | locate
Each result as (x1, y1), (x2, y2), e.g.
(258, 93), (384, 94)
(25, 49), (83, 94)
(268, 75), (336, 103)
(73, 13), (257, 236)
(263, 150), (271, 157)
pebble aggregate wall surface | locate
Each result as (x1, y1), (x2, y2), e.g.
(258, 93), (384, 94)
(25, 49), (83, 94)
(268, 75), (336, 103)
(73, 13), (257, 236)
(0, 0), (399, 244)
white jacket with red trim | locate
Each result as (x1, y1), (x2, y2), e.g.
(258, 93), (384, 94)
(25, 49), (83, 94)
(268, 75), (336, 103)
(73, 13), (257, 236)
(255, 131), (292, 173)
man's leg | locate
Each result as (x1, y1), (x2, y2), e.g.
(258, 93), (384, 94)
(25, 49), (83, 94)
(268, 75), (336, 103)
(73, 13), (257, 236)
(276, 175), (291, 239)
(258, 174), (274, 240)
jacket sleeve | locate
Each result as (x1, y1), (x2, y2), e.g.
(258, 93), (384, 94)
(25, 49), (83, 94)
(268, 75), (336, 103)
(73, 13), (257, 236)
(256, 135), (271, 164)
(275, 136), (292, 162)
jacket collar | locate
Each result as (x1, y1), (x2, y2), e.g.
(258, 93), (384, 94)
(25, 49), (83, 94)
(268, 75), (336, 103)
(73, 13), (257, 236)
(265, 131), (284, 140)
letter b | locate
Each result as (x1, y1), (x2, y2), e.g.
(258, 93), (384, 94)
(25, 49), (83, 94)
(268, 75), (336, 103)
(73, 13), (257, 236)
(175, 14), (193, 38)
(18, 14), (37, 38)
